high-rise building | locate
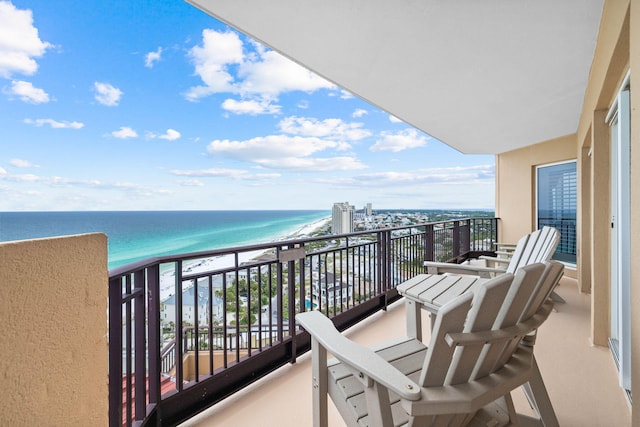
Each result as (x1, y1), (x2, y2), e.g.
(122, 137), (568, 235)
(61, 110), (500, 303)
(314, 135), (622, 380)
(366, 203), (372, 217)
(332, 202), (354, 234)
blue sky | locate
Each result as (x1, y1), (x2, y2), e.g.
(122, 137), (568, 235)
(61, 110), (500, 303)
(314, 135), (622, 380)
(0, 0), (495, 211)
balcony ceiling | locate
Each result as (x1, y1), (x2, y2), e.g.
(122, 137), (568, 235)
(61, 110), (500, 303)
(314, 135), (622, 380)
(187, 0), (604, 155)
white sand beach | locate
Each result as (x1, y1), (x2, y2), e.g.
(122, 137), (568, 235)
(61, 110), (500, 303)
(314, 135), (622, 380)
(159, 217), (330, 301)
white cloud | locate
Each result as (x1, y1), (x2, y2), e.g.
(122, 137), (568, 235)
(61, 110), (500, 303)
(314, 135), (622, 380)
(0, 1), (52, 78)
(185, 29), (335, 109)
(159, 128), (181, 140)
(111, 126), (138, 139)
(0, 169), (176, 210)
(0, 170), (171, 197)
(221, 98), (281, 115)
(185, 30), (243, 101)
(24, 118), (84, 129)
(206, 135), (366, 171)
(209, 135), (335, 159)
(258, 156), (363, 171)
(178, 179), (205, 187)
(146, 128), (181, 140)
(144, 47), (162, 68)
(352, 109), (368, 118)
(370, 129), (428, 152)
(0, 166), (6, 175)
(278, 116), (371, 141)
(94, 82), (122, 106)
(170, 167), (281, 181)
(7, 80), (49, 103)
(0, 172), (39, 182)
(339, 90), (353, 99)
(316, 164), (495, 187)
(9, 158), (38, 168)
(171, 168), (247, 178)
(238, 49), (334, 96)
(251, 172), (281, 180)
(389, 115), (403, 123)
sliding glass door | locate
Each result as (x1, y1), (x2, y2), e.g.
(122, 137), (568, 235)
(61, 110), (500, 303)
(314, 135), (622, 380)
(607, 73), (631, 393)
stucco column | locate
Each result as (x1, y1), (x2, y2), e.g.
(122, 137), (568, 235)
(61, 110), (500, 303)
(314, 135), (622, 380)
(0, 233), (109, 426)
(577, 142), (592, 294)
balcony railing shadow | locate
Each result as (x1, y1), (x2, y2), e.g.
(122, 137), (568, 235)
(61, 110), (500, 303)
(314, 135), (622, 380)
(109, 218), (498, 426)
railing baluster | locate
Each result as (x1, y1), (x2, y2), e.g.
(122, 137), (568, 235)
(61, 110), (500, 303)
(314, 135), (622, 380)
(134, 270), (146, 422)
(148, 264), (161, 410)
(193, 277), (199, 382)
(208, 275), (214, 375)
(222, 273), (228, 369)
(175, 261), (183, 392)
(124, 275), (133, 426)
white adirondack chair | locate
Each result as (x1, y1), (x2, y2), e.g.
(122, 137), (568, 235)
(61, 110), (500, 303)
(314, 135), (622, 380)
(423, 226), (560, 279)
(297, 262), (563, 427)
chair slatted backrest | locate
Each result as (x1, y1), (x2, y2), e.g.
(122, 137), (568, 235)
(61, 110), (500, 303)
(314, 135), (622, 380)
(420, 263), (548, 390)
(536, 227), (561, 262)
(501, 234), (529, 274)
(507, 229), (543, 273)
(494, 261), (565, 370)
(506, 227), (560, 274)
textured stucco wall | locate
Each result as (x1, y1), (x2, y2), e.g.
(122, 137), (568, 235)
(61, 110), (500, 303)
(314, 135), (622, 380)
(0, 233), (109, 426)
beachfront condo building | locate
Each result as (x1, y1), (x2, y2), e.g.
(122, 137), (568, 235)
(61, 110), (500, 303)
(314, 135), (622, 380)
(331, 201), (354, 234)
(2, 1), (639, 425)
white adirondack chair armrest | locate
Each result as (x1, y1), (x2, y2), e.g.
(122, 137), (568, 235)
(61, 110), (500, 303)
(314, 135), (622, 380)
(444, 301), (554, 347)
(478, 255), (511, 265)
(296, 311), (422, 401)
(493, 242), (517, 250)
(423, 261), (506, 278)
(495, 250), (515, 256)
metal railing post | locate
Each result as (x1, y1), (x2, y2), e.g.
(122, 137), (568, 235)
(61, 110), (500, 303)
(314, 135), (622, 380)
(147, 265), (161, 408)
(108, 277), (123, 427)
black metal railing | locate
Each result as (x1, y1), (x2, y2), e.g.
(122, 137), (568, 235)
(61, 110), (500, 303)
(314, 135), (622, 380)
(109, 217), (497, 426)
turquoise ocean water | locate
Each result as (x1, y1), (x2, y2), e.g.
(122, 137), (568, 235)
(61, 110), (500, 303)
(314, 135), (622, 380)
(0, 210), (329, 270)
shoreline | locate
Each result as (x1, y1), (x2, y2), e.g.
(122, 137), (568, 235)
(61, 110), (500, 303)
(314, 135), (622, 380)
(159, 216), (330, 301)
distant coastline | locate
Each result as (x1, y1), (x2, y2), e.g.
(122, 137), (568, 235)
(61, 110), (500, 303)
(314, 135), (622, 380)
(154, 208), (493, 301)
(0, 209), (493, 272)
(0, 210), (330, 270)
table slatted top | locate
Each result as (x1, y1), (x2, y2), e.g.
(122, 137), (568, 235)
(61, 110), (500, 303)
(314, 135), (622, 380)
(396, 274), (488, 313)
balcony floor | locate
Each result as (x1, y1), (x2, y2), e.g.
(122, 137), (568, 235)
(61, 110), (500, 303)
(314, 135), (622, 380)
(180, 277), (631, 427)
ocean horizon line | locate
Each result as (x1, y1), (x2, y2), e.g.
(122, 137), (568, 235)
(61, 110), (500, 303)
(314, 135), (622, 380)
(0, 207), (493, 213)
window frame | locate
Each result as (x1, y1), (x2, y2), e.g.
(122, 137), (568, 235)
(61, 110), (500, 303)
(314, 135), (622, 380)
(535, 159), (577, 266)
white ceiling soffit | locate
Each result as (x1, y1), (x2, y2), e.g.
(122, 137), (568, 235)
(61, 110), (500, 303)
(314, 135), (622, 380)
(186, 0), (604, 154)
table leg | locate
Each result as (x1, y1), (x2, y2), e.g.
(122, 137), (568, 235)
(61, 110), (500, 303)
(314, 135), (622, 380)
(405, 299), (422, 340)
